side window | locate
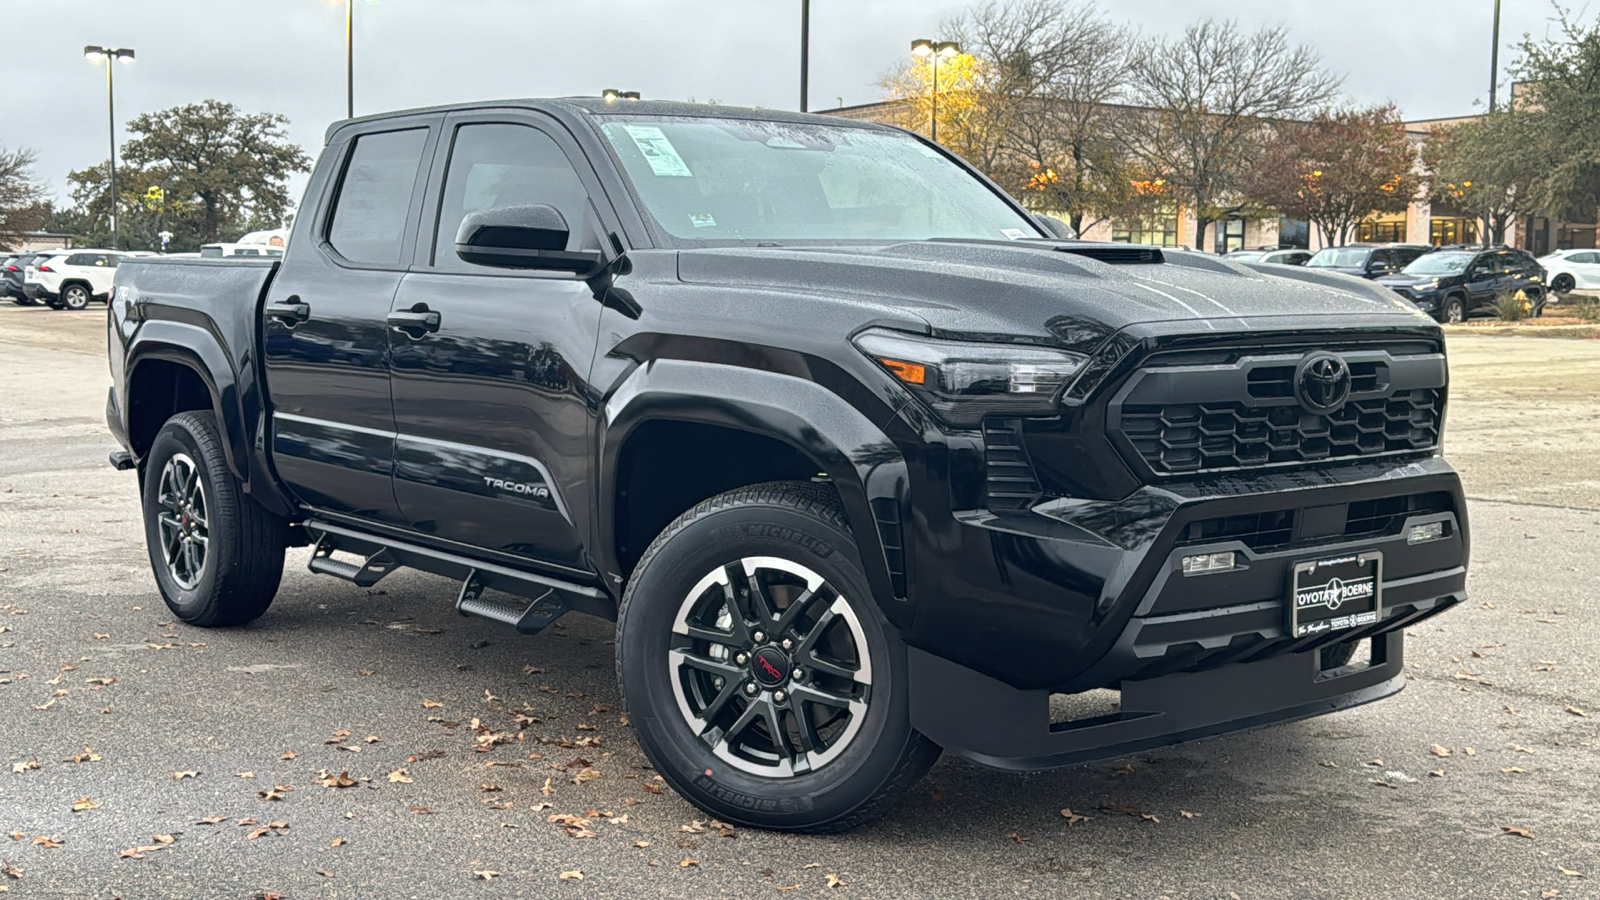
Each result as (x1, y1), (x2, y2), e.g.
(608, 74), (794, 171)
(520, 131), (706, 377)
(327, 128), (429, 266)
(104, 255), (120, 268)
(1369, 250), (1391, 268)
(65, 253), (90, 267)
(432, 123), (592, 270)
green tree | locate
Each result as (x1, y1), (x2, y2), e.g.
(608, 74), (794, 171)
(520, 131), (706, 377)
(1422, 111), (1545, 245)
(0, 146), (46, 251)
(1123, 20), (1341, 251)
(1505, 9), (1600, 220)
(71, 100), (310, 247)
(1246, 105), (1420, 247)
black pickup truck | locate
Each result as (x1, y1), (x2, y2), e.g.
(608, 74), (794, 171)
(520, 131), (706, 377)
(107, 99), (1469, 832)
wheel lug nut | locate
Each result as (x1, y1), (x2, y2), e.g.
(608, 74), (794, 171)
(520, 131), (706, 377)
(792, 668), (804, 681)
(774, 690), (787, 703)
(781, 638), (794, 651)
(753, 631), (767, 644)
(734, 652), (749, 665)
(743, 682), (759, 696)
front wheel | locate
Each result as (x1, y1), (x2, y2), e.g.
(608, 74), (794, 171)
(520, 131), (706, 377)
(1441, 295), (1467, 324)
(61, 284), (91, 310)
(141, 410), (288, 626)
(617, 481), (939, 833)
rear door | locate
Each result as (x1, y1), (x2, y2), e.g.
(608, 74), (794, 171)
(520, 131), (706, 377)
(385, 111), (613, 576)
(1462, 253), (1500, 312)
(1571, 251), (1600, 288)
(262, 115), (440, 524)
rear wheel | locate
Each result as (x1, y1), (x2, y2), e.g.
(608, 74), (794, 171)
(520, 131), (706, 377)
(60, 284), (91, 311)
(1551, 273), (1575, 294)
(141, 410), (287, 626)
(617, 481), (939, 833)
(1442, 294), (1466, 324)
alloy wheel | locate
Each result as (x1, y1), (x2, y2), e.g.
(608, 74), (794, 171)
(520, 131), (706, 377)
(64, 286), (89, 310)
(668, 556), (872, 778)
(155, 452), (209, 590)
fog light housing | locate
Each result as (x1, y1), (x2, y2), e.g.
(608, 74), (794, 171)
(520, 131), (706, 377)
(1407, 521), (1446, 544)
(1181, 551), (1237, 575)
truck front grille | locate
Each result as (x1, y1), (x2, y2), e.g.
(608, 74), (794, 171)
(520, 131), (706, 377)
(1121, 390), (1442, 475)
(1108, 346), (1446, 478)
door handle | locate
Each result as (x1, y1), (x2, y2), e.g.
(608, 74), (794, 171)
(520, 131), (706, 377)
(387, 307), (442, 337)
(265, 298), (310, 326)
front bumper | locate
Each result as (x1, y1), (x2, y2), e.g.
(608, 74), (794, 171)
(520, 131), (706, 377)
(901, 455), (1467, 768)
(911, 630), (1413, 771)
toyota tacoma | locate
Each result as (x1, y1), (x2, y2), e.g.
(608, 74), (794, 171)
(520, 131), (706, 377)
(107, 99), (1469, 832)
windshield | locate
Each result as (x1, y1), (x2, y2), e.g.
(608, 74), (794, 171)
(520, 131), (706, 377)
(1307, 247), (1372, 268)
(597, 116), (1041, 244)
(1402, 252), (1473, 276)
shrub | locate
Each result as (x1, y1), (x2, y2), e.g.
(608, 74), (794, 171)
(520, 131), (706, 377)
(1493, 289), (1530, 322)
(1573, 295), (1600, 324)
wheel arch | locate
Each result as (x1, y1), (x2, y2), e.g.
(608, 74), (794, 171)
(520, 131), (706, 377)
(125, 323), (294, 516)
(598, 359), (911, 626)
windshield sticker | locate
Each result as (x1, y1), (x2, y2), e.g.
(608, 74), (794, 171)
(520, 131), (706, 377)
(623, 125), (693, 177)
(689, 213), (717, 228)
(1001, 228), (1027, 241)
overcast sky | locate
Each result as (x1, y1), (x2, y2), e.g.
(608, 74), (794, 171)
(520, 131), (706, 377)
(1, 0), (1566, 210)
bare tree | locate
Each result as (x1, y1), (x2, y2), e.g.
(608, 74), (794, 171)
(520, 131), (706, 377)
(1125, 20), (1342, 251)
(0, 146), (46, 252)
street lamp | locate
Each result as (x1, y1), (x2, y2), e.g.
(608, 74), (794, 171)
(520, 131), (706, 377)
(910, 38), (959, 143)
(84, 45), (135, 250)
(338, 0), (377, 119)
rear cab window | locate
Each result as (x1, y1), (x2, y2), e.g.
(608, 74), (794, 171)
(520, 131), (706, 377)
(326, 128), (430, 266)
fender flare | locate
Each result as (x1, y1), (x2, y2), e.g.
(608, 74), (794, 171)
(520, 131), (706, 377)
(596, 358), (912, 626)
(124, 321), (294, 517)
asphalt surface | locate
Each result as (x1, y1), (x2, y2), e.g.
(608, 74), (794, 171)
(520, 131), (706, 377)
(1, 303), (1597, 900)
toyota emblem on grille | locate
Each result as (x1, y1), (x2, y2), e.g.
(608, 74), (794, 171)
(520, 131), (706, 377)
(1295, 353), (1352, 413)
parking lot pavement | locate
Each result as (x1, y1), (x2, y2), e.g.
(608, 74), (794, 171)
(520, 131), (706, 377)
(1, 303), (1597, 899)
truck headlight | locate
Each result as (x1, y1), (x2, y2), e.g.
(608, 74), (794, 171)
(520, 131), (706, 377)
(853, 328), (1087, 427)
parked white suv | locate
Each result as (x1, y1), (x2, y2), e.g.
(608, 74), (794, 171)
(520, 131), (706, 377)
(24, 250), (126, 310)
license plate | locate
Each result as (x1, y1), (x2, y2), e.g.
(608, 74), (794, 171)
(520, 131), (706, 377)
(1289, 552), (1382, 638)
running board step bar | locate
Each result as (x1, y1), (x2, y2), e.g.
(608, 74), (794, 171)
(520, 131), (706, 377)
(302, 520), (614, 633)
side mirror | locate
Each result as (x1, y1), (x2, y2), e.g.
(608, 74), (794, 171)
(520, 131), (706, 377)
(1033, 213), (1078, 240)
(455, 204), (603, 274)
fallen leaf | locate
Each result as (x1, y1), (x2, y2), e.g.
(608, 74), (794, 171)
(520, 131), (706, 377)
(30, 838), (61, 849)
(1180, 810), (1200, 818)
(1501, 825), (1535, 840)
(331, 837), (346, 847)
(680, 821), (707, 834)
(4, 834), (20, 842)
(473, 870), (500, 881)
(1060, 808), (1091, 826)
(66, 747), (101, 764)
(118, 848), (146, 860)
(680, 858), (699, 868)
(825, 873), (846, 889)
(1430, 770), (1446, 778)
(152, 835), (175, 845)
(559, 869), (583, 881)
(317, 869), (334, 878)
(1007, 831), (1029, 844)
(1511, 744), (1536, 754)
(542, 777), (554, 796)
(247, 828), (271, 840)
(318, 771), (357, 789)
(172, 771), (199, 781)
(10, 760), (38, 774)
(364, 735), (381, 744)
(236, 818), (259, 826)
(1503, 767), (1528, 774)
(388, 769), (413, 784)
(236, 772), (255, 779)
(634, 840), (650, 848)
(85, 677), (114, 686)
(280, 750), (297, 761)
(1566, 707), (1589, 718)
(1559, 867), (1584, 878)
(257, 783), (292, 800)
(1429, 744), (1452, 758)
(70, 797), (99, 812)
(1319, 760), (1340, 768)
(409, 806), (434, 815)
(196, 816), (227, 825)
(0, 860), (18, 879)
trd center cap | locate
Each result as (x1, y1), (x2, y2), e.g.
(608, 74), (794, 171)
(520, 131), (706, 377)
(751, 646), (791, 687)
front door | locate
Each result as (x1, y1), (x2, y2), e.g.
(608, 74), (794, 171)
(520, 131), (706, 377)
(262, 119), (438, 523)
(386, 113), (611, 578)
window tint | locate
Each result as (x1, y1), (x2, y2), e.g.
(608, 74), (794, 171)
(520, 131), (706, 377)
(1574, 251), (1600, 264)
(64, 253), (91, 266)
(328, 128), (428, 266)
(432, 123), (591, 269)
(1369, 249), (1391, 268)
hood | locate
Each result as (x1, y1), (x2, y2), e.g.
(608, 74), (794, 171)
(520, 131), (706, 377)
(676, 240), (1428, 353)
(1376, 274), (1438, 288)
(1305, 265), (1369, 277)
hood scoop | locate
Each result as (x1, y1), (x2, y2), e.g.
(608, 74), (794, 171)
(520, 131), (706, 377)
(1056, 245), (1165, 265)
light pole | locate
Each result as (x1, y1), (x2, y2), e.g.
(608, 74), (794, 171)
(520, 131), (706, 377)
(84, 45), (135, 250)
(1483, 0), (1502, 248)
(799, 0), (810, 112)
(910, 39), (959, 143)
(346, 0), (353, 119)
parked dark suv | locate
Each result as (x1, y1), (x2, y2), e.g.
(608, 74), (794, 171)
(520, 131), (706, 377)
(1376, 247), (1548, 323)
(4, 252), (47, 305)
(1306, 244), (1432, 279)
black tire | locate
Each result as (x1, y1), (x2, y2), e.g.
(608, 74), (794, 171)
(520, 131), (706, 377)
(1441, 294), (1466, 324)
(617, 480), (940, 833)
(60, 283), (91, 311)
(10, 296), (34, 306)
(44, 298), (65, 310)
(1552, 273), (1575, 294)
(141, 410), (287, 627)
